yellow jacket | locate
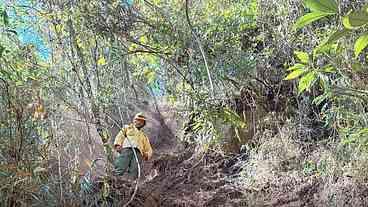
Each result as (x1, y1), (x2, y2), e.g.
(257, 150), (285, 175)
(114, 124), (153, 160)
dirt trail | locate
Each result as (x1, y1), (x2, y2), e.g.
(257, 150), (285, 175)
(103, 102), (246, 206)
(110, 146), (246, 207)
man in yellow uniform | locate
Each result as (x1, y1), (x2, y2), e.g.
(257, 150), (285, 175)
(113, 113), (153, 179)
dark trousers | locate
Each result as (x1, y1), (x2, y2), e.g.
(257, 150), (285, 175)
(113, 148), (142, 179)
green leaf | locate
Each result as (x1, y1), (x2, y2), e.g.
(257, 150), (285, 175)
(342, 15), (352, 29)
(139, 35), (148, 44)
(97, 56), (106, 65)
(287, 63), (306, 71)
(0, 44), (4, 58)
(304, 0), (338, 14)
(284, 68), (306, 80)
(351, 62), (362, 72)
(0, 171), (10, 177)
(298, 72), (317, 93)
(354, 33), (368, 57)
(313, 94), (328, 105)
(1, 9), (9, 26)
(314, 42), (337, 55)
(325, 29), (350, 44)
(295, 51), (310, 63)
(321, 65), (335, 73)
(343, 9), (368, 29)
(223, 108), (246, 128)
(294, 12), (330, 29)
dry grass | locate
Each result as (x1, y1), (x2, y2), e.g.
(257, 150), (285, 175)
(239, 122), (302, 188)
(235, 116), (368, 206)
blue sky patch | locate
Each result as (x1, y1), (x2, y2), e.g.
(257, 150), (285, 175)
(1, 0), (50, 60)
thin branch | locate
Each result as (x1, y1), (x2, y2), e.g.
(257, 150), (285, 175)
(142, 0), (175, 31)
(119, 38), (194, 89)
(185, 0), (214, 98)
(124, 49), (170, 55)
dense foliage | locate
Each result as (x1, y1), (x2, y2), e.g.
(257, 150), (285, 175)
(1, 0), (368, 206)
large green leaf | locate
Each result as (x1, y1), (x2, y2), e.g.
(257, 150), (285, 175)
(354, 33), (368, 57)
(314, 42), (337, 55)
(305, 0), (338, 14)
(325, 29), (350, 44)
(287, 63), (306, 71)
(294, 12), (329, 29)
(295, 51), (309, 63)
(298, 71), (317, 93)
(284, 68), (306, 80)
(315, 29), (350, 55)
(343, 9), (368, 29)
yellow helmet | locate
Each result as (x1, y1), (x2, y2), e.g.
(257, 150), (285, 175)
(134, 113), (146, 121)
